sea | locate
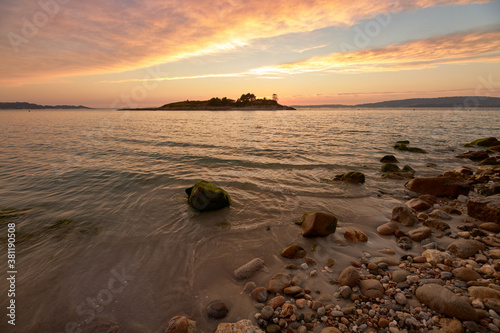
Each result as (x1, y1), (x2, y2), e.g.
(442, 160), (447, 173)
(0, 108), (499, 332)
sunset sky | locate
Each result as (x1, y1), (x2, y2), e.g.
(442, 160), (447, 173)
(1, 0), (499, 108)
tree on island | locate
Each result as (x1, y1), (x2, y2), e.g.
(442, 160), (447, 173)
(237, 93), (257, 103)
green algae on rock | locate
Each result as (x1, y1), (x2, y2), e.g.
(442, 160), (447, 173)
(185, 181), (231, 212)
(393, 141), (427, 153)
(467, 137), (500, 147)
(333, 171), (365, 184)
(380, 155), (398, 163)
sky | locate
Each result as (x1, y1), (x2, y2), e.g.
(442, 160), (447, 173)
(0, 0), (499, 108)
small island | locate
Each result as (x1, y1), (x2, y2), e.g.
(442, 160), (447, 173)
(121, 93), (295, 111)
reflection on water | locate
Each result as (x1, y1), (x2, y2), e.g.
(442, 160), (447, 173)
(0, 108), (499, 332)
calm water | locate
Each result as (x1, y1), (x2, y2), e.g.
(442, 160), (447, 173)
(0, 108), (499, 332)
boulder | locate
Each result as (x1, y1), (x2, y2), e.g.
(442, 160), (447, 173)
(467, 194), (500, 223)
(381, 163), (401, 173)
(468, 137), (500, 147)
(416, 284), (478, 321)
(164, 316), (196, 333)
(478, 157), (500, 166)
(343, 227), (368, 242)
(392, 269), (410, 283)
(408, 226), (432, 242)
(334, 171), (365, 184)
(405, 177), (470, 198)
(455, 150), (489, 161)
(266, 273), (291, 293)
(392, 205), (418, 226)
(206, 301), (229, 319)
(301, 212), (338, 237)
(380, 155), (398, 163)
(359, 279), (384, 299)
(215, 320), (264, 333)
(479, 222), (500, 232)
(439, 318), (464, 333)
(446, 239), (485, 259)
(281, 245), (307, 259)
(338, 266), (359, 287)
(185, 181), (231, 211)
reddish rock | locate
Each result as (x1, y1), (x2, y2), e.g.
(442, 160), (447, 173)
(408, 226), (432, 242)
(405, 177), (470, 198)
(268, 295), (285, 309)
(344, 227), (368, 242)
(377, 221), (398, 235)
(164, 316), (196, 333)
(456, 150), (489, 161)
(359, 279), (384, 299)
(467, 194), (500, 223)
(452, 267), (481, 282)
(338, 266), (359, 287)
(251, 287), (268, 302)
(406, 198), (433, 212)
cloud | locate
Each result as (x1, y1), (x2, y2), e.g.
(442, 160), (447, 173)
(0, 0), (492, 86)
(251, 29), (500, 75)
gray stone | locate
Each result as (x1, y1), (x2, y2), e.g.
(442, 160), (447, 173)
(446, 239), (485, 259)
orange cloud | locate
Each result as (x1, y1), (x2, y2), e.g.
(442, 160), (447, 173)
(253, 29), (500, 74)
(0, 0), (492, 86)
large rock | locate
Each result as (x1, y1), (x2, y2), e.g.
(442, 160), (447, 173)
(467, 194), (500, 223)
(392, 205), (418, 226)
(185, 181), (231, 211)
(359, 279), (384, 299)
(405, 177), (470, 198)
(394, 141), (427, 153)
(164, 316), (196, 333)
(416, 284), (478, 321)
(301, 212), (338, 237)
(334, 171), (365, 184)
(380, 155), (398, 163)
(455, 150), (489, 161)
(338, 266), (359, 287)
(408, 226), (432, 242)
(468, 137), (500, 147)
(266, 273), (291, 293)
(446, 239), (485, 259)
(215, 319), (264, 333)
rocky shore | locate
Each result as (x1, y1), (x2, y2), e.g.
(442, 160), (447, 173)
(165, 137), (500, 333)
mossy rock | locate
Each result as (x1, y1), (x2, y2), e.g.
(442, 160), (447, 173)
(334, 171), (365, 184)
(380, 155), (398, 163)
(185, 181), (231, 212)
(394, 142), (427, 154)
(296, 212), (314, 225)
(402, 165), (415, 173)
(381, 163), (401, 173)
(396, 140), (410, 145)
(468, 137), (500, 147)
(478, 157), (499, 166)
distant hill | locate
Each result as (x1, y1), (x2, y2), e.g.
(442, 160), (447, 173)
(0, 102), (91, 109)
(294, 96), (500, 108)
